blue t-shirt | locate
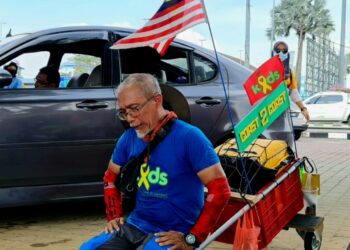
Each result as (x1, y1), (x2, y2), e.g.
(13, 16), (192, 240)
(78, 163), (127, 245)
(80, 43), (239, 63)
(3, 77), (23, 89)
(111, 119), (219, 234)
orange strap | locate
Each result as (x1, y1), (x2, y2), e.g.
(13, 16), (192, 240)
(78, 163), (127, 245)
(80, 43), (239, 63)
(143, 111), (177, 142)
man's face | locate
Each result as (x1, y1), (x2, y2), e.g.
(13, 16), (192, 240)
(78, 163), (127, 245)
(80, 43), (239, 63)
(34, 73), (50, 88)
(118, 85), (159, 139)
(5, 65), (17, 77)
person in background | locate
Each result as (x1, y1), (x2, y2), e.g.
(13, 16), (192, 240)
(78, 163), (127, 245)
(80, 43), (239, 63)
(272, 41), (310, 122)
(80, 73), (231, 250)
(34, 66), (60, 88)
(3, 62), (24, 89)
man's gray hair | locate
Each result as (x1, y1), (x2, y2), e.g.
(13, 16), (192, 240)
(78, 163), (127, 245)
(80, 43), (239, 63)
(117, 73), (162, 98)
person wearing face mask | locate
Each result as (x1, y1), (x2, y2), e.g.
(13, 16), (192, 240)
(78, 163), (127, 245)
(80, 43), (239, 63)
(272, 41), (310, 122)
(3, 62), (24, 89)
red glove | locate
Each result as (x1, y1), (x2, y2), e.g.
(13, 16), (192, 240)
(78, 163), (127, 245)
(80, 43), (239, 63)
(190, 177), (231, 242)
(103, 169), (122, 221)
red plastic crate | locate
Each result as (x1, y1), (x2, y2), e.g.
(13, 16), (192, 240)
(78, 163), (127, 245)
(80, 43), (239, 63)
(213, 165), (304, 249)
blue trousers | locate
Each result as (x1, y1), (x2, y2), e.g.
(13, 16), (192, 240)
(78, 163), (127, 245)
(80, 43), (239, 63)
(80, 223), (170, 250)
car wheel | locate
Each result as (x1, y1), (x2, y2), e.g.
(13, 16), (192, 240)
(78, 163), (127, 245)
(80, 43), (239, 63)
(304, 232), (322, 250)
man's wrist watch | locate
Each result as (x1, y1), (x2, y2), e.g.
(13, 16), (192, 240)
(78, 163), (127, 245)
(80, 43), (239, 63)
(184, 233), (201, 247)
(301, 107), (307, 112)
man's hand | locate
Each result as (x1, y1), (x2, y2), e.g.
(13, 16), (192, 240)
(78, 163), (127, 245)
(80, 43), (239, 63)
(104, 217), (126, 234)
(155, 231), (193, 250)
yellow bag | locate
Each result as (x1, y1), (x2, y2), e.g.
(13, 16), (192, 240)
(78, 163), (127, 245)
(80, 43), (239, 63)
(216, 138), (292, 171)
(301, 157), (320, 195)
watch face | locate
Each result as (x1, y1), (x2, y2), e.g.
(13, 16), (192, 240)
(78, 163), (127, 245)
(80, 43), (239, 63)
(185, 234), (196, 245)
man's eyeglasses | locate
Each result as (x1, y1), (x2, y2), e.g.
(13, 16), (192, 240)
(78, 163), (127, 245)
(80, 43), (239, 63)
(34, 77), (49, 85)
(117, 96), (154, 120)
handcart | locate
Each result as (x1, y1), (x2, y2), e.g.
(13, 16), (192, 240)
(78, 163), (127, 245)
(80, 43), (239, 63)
(198, 156), (324, 250)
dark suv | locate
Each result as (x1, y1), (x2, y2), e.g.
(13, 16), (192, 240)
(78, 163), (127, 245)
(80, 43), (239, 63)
(0, 26), (294, 207)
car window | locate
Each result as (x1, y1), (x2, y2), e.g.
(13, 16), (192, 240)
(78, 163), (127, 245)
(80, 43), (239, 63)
(159, 48), (190, 84)
(305, 95), (320, 104)
(194, 54), (217, 83)
(59, 53), (101, 88)
(119, 46), (190, 85)
(315, 95), (343, 104)
(1, 52), (50, 89)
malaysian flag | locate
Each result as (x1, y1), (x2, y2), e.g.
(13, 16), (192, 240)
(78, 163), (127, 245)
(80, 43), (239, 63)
(111, 0), (207, 55)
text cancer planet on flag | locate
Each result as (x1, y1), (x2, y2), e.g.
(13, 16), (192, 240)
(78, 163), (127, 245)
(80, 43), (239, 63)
(243, 55), (285, 106)
(111, 0), (207, 55)
(234, 82), (290, 152)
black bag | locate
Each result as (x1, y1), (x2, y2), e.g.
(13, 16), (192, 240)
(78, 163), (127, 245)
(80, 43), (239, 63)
(117, 157), (145, 215)
(217, 138), (295, 195)
(116, 118), (175, 215)
(220, 156), (278, 194)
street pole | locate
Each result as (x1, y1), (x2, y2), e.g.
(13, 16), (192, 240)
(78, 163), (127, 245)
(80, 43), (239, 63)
(339, 0), (347, 86)
(238, 49), (244, 65)
(270, 0), (275, 51)
(199, 38), (206, 47)
(0, 22), (7, 40)
(245, 0), (250, 68)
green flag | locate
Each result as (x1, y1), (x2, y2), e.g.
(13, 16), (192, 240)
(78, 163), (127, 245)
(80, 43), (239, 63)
(234, 82), (290, 152)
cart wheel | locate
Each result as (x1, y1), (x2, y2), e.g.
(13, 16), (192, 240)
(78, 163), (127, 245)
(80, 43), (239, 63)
(304, 232), (321, 250)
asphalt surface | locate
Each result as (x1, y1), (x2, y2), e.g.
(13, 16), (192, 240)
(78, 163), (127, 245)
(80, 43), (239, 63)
(0, 137), (349, 250)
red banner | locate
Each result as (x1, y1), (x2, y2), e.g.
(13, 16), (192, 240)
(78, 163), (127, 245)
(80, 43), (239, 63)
(243, 55), (285, 106)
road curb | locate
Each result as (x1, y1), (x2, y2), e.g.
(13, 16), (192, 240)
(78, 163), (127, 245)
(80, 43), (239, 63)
(302, 131), (350, 140)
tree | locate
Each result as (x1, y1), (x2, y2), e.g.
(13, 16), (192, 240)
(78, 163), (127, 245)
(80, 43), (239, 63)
(66, 54), (100, 76)
(267, 0), (334, 88)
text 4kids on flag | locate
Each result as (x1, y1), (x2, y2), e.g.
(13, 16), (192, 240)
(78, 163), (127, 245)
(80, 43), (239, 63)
(243, 55), (285, 106)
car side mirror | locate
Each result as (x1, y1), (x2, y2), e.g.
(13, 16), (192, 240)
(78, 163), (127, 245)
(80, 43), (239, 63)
(0, 69), (13, 88)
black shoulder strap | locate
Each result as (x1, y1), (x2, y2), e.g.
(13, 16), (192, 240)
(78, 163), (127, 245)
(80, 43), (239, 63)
(136, 117), (176, 162)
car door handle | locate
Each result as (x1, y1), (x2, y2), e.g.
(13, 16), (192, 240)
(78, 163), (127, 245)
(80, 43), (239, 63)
(195, 98), (222, 106)
(76, 100), (108, 110)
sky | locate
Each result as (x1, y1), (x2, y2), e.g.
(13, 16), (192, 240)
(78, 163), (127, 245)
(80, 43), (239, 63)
(0, 0), (349, 69)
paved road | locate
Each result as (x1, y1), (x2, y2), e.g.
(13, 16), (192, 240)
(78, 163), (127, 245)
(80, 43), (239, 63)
(0, 137), (349, 250)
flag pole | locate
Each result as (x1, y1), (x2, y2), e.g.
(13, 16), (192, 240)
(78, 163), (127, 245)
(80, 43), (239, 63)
(199, 0), (235, 133)
(200, 0), (253, 195)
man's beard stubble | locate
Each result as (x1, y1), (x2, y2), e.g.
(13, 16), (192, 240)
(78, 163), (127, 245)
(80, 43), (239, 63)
(135, 128), (151, 139)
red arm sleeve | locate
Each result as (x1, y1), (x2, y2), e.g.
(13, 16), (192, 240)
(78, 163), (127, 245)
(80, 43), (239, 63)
(103, 168), (122, 221)
(190, 177), (231, 242)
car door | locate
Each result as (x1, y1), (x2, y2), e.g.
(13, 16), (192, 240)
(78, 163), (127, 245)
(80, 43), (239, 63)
(159, 47), (228, 143)
(309, 94), (344, 121)
(0, 30), (123, 190)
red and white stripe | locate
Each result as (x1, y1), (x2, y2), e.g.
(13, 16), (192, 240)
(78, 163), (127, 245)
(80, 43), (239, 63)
(152, 37), (175, 56)
(111, 0), (207, 54)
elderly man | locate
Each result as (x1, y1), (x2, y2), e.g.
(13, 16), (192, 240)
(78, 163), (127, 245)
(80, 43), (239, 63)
(80, 73), (230, 250)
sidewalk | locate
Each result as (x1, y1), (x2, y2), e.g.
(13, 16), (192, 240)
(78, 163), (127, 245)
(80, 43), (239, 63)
(302, 122), (350, 140)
